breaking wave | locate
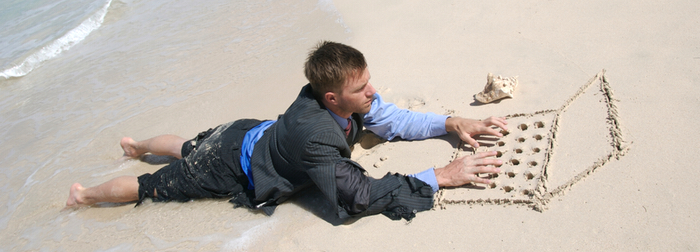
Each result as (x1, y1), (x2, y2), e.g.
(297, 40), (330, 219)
(0, 0), (113, 79)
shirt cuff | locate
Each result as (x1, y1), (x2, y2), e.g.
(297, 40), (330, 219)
(430, 114), (450, 136)
(409, 167), (439, 193)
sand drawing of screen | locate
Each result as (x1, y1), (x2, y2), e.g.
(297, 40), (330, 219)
(436, 70), (631, 211)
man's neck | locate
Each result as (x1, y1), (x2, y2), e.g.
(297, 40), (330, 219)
(327, 107), (351, 129)
(321, 100), (351, 119)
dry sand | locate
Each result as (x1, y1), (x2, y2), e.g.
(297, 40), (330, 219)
(8, 0), (698, 250)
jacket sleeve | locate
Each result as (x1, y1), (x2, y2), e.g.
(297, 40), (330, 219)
(335, 160), (435, 221)
(303, 131), (434, 221)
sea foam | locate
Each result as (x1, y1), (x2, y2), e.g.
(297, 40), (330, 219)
(0, 0), (113, 79)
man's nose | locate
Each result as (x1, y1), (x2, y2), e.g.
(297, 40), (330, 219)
(366, 83), (377, 96)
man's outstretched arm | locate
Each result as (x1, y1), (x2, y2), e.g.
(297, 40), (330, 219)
(334, 151), (502, 220)
(334, 159), (435, 220)
(364, 93), (508, 146)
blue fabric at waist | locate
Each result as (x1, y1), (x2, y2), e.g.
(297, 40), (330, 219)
(240, 120), (276, 190)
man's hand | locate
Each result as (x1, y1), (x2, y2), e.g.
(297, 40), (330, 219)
(434, 151), (502, 187)
(445, 116), (508, 148)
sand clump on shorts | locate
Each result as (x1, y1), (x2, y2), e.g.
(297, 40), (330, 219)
(475, 73), (519, 103)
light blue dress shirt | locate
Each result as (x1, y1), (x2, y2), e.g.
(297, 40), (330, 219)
(241, 93), (447, 192)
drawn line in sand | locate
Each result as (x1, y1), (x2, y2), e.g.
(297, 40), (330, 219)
(435, 70), (631, 211)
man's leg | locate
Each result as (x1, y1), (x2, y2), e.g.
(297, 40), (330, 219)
(65, 176), (140, 207)
(121, 135), (187, 159)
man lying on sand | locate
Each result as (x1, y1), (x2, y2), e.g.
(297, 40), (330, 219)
(67, 41), (507, 220)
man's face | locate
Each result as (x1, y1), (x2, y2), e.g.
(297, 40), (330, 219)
(335, 68), (376, 115)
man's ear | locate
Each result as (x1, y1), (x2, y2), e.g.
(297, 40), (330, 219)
(324, 91), (338, 106)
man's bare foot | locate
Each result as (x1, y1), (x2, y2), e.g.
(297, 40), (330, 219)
(65, 183), (87, 208)
(120, 137), (142, 158)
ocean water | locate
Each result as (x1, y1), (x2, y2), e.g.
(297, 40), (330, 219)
(0, 0), (351, 250)
(0, 0), (110, 79)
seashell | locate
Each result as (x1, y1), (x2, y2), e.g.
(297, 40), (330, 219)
(475, 73), (518, 103)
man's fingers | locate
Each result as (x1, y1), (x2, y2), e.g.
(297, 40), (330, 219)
(471, 177), (491, 185)
(476, 163), (501, 173)
(481, 159), (503, 168)
(463, 135), (480, 148)
(465, 152), (502, 169)
(473, 150), (498, 159)
(484, 117), (508, 131)
(455, 151), (498, 163)
(469, 165), (501, 185)
(482, 127), (503, 138)
(492, 116), (508, 125)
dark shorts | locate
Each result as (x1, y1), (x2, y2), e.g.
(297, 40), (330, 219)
(136, 119), (263, 204)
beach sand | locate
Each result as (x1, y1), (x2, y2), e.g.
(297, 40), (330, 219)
(2, 0), (699, 250)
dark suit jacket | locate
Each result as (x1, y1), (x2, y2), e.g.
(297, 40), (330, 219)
(243, 84), (434, 220)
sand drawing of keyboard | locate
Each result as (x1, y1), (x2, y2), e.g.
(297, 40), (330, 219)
(436, 70), (632, 211)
